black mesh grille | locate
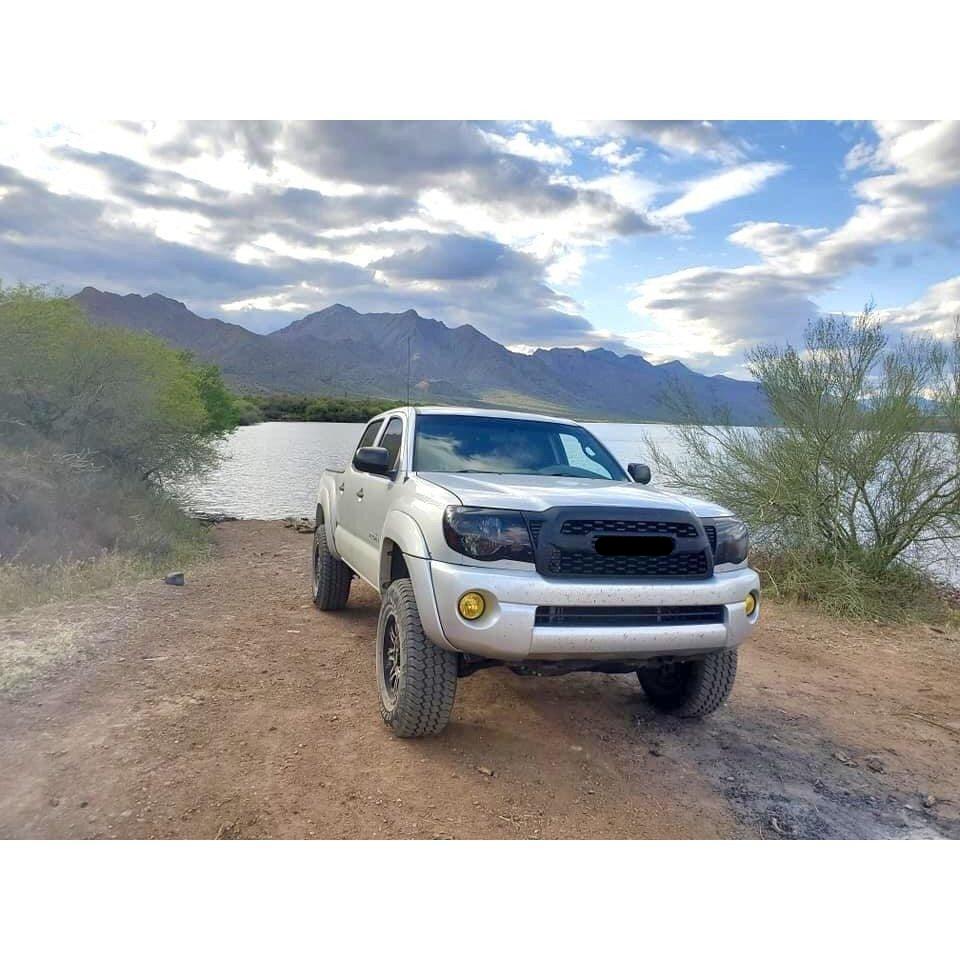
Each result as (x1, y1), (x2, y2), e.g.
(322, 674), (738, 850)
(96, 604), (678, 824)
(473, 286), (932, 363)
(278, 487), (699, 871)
(526, 516), (544, 546)
(526, 508), (712, 580)
(560, 518), (699, 538)
(705, 525), (717, 553)
(544, 550), (709, 578)
(535, 605), (725, 628)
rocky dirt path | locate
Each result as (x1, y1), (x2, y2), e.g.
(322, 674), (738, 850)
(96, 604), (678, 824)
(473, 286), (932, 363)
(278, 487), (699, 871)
(1, 521), (958, 839)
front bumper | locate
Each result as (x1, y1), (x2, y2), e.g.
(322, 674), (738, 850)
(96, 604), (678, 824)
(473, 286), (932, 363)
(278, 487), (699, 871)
(407, 557), (760, 661)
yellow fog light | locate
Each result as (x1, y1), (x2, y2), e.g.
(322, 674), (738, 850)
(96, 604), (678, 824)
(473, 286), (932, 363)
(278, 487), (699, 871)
(458, 591), (486, 621)
(744, 592), (758, 616)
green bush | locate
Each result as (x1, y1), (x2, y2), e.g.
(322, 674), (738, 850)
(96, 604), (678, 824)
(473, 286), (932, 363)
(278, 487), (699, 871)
(240, 393), (401, 422)
(650, 309), (960, 621)
(0, 284), (234, 614)
(0, 283), (240, 481)
(233, 396), (266, 425)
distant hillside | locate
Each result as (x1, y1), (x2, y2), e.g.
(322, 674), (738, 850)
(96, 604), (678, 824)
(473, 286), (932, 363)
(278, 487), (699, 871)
(71, 288), (769, 423)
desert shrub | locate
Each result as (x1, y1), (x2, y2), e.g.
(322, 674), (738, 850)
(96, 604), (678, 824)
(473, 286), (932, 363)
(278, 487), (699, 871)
(241, 393), (401, 422)
(233, 396), (266, 425)
(0, 283), (240, 481)
(649, 309), (960, 620)
(0, 285), (232, 612)
(751, 546), (953, 623)
(0, 444), (211, 614)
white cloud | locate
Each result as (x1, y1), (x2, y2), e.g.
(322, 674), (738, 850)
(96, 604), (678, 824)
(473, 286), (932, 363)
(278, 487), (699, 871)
(120, 206), (214, 248)
(727, 221), (829, 262)
(222, 291), (312, 313)
(630, 263), (821, 341)
(867, 120), (960, 192)
(481, 129), (571, 166)
(843, 140), (874, 171)
(624, 320), (740, 367)
(545, 248), (586, 286)
(655, 161), (788, 222)
(591, 139), (644, 168)
(629, 120), (960, 369)
(585, 170), (661, 212)
(880, 275), (960, 339)
(550, 120), (743, 161)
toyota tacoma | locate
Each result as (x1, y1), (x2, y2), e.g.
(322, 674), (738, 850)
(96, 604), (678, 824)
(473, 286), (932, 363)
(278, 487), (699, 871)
(313, 407), (760, 737)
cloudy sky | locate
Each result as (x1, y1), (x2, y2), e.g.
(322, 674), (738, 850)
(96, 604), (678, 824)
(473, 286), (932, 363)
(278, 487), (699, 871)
(1, 120), (958, 376)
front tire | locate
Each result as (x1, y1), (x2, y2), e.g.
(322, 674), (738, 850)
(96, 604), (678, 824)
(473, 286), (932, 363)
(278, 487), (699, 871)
(376, 579), (458, 738)
(637, 649), (738, 718)
(311, 522), (352, 610)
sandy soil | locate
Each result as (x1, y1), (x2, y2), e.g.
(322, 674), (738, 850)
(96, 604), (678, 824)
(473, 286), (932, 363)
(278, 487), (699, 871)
(1, 520), (958, 839)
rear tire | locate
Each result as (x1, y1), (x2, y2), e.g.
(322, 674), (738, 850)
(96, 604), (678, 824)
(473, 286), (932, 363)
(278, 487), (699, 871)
(376, 579), (458, 738)
(311, 522), (352, 610)
(637, 649), (738, 718)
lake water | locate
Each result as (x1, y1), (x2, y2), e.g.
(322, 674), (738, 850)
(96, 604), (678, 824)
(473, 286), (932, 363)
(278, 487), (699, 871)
(174, 420), (683, 519)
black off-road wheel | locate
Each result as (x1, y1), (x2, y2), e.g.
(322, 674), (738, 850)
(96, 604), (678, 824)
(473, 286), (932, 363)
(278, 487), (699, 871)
(637, 649), (738, 718)
(376, 578), (458, 738)
(311, 522), (352, 610)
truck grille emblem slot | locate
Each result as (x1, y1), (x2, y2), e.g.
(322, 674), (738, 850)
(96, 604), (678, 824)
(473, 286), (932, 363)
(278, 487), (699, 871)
(594, 535), (673, 557)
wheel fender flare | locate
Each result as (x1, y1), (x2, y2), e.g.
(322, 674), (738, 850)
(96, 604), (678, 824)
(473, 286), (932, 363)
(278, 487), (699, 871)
(379, 510), (431, 585)
(379, 511), (455, 651)
(317, 481), (342, 559)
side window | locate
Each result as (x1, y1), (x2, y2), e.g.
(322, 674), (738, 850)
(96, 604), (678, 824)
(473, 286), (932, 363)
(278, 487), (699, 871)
(559, 432), (617, 480)
(355, 419), (383, 453)
(353, 419), (383, 470)
(380, 417), (404, 471)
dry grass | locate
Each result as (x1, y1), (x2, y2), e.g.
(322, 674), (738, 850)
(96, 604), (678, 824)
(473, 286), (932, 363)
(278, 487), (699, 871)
(753, 546), (960, 626)
(0, 614), (86, 693)
(4, 553), (142, 616)
(0, 541), (212, 692)
(1, 441), (213, 618)
(0, 540), (210, 618)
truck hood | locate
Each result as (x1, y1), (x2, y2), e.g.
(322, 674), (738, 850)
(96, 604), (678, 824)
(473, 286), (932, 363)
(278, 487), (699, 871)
(417, 472), (731, 518)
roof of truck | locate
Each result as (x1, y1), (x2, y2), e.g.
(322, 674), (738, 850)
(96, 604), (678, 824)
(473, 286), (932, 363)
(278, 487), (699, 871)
(381, 406), (579, 425)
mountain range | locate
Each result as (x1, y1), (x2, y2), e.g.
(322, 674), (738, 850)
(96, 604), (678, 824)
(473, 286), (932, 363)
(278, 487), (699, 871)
(71, 287), (769, 423)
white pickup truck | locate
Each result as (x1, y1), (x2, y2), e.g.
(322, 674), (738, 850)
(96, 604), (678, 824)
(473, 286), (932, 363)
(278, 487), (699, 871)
(314, 407), (760, 737)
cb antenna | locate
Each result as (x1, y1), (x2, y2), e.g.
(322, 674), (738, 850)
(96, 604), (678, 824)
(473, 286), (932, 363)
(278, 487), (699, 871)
(406, 333), (412, 407)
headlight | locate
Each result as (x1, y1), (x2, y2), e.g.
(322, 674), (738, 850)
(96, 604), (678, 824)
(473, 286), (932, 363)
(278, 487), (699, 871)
(442, 507), (535, 563)
(706, 516), (749, 565)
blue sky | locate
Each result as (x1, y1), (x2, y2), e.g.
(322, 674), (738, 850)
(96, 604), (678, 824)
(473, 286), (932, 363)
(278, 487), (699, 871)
(1, 120), (958, 377)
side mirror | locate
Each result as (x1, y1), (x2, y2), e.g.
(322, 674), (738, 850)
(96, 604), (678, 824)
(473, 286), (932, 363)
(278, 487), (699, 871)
(354, 446), (391, 475)
(628, 462), (651, 484)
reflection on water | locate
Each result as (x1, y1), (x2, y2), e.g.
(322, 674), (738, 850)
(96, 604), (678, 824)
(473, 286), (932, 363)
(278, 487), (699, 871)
(173, 420), (681, 519)
(174, 422), (364, 519)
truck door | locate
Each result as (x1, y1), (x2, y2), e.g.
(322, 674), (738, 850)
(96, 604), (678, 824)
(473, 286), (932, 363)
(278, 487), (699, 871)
(334, 417), (384, 576)
(347, 414), (405, 588)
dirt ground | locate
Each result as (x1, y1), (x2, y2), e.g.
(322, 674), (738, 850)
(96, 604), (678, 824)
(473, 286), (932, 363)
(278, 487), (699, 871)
(1, 520), (958, 839)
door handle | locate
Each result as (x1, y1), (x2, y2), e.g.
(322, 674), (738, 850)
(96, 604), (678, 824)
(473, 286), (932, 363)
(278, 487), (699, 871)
(337, 482), (344, 493)
(356, 488), (364, 500)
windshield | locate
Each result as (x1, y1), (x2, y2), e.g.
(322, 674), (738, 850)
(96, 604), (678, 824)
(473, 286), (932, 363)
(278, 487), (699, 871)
(413, 414), (627, 481)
